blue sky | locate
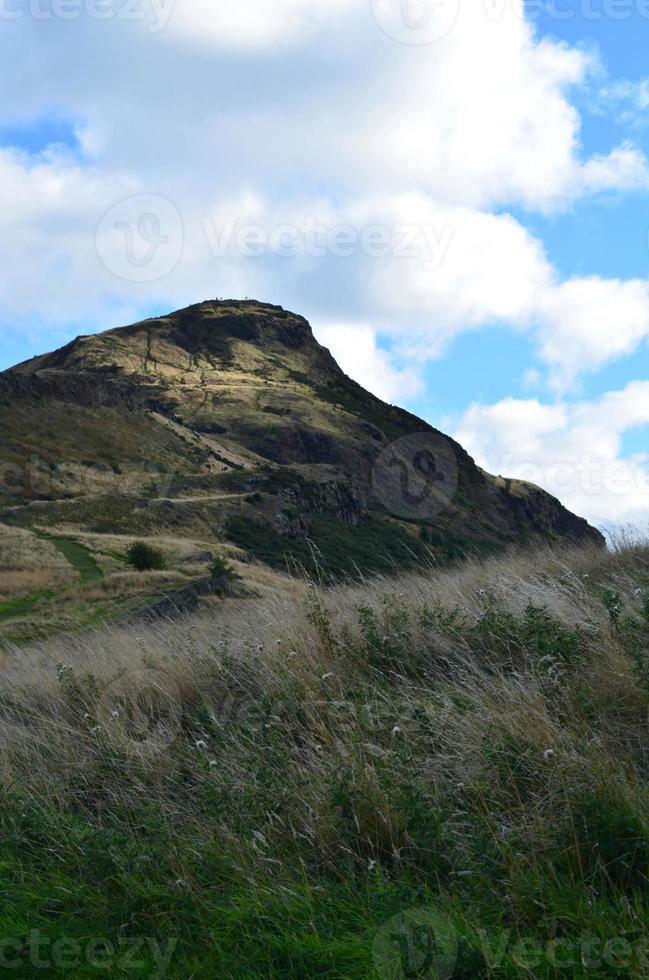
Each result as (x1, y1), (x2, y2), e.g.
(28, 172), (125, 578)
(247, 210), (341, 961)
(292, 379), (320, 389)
(2, 1), (649, 529)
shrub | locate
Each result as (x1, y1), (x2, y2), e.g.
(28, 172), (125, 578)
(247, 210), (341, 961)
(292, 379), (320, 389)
(125, 541), (167, 572)
(209, 555), (238, 583)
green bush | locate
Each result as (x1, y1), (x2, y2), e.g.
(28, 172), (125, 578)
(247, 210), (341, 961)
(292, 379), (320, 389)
(209, 555), (238, 582)
(125, 541), (167, 572)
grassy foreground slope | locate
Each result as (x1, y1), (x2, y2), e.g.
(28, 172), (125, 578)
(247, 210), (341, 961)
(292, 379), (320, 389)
(0, 539), (647, 977)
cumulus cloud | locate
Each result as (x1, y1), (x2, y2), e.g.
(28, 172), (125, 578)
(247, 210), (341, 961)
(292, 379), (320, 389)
(313, 323), (423, 403)
(454, 383), (649, 528)
(579, 143), (649, 195)
(535, 278), (649, 390)
(165, 0), (354, 48)
(0, 2), (646, 338)
(599, 77), (649, 128)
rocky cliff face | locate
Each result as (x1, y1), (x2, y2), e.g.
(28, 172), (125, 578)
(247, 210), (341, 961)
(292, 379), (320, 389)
(0, 299), (603, 577)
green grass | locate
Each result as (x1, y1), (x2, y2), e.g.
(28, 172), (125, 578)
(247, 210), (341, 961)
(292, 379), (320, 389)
(0, 589), (54, 622)
(37, 533), (103, 583)
(0, 535), (103, 627)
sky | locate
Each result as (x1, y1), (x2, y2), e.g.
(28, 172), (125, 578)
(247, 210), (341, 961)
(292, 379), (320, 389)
(1, 0), (649, 532)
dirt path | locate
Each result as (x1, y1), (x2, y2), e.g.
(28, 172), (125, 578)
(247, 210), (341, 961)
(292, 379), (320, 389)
(149, 493), (243, 505)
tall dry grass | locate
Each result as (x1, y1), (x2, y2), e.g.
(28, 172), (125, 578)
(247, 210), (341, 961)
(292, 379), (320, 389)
(0, 538), (647, 975)
(0, 524), (74, 597)
(0, 538), (644, 817)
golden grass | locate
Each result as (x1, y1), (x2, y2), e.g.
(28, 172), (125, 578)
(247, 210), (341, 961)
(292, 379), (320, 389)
(0, 539), (642, 779)
(79, 569), (192, 600)
(0, 524), (74, 597)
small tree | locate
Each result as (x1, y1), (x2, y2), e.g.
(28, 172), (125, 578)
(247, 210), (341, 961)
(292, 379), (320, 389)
(210, 555), (239, 585)
(126, 541), (167, 572)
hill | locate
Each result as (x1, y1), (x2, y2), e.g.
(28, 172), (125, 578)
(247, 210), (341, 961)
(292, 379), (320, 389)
(0, 299), (603, 638)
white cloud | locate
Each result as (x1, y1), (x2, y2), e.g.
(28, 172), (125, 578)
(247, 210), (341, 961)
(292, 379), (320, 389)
(454, 383), (649, 528)
(166, 0), (354, 47)
(0, 3), (644, 329)
(313, 323), (423, 403)
(0, 147), (138, 320)
(579, 143), (649, 194)
(535, 278), (649, 389)
(357, 194), (552, 332)
(599, 78), (649, 128)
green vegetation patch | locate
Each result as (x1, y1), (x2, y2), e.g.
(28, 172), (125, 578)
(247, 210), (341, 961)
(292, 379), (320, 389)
(0, 535), (104, 627)
(37, 534), (103, 583)
(226, 514), (433, 581)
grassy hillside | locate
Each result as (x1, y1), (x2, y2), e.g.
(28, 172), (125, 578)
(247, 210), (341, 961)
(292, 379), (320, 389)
(0, 539), (646, 976)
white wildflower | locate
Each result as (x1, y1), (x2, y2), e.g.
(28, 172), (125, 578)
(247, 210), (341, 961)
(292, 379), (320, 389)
(321, 672), (334, 681)
(391, 725), (402, 737)
(195, 740), (207, 750)
(543, 749), (555, 761)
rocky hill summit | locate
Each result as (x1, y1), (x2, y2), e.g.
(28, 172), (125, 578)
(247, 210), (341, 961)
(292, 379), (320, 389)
(0, 299), (603, 586)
